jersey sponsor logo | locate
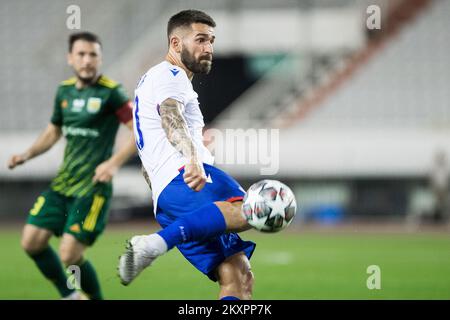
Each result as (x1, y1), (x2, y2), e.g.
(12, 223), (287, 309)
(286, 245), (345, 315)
(87, 97), (102, 113)
(170, 68), (180, 76)
(72, 99), (85, 112)
(62, 125), (99, 138)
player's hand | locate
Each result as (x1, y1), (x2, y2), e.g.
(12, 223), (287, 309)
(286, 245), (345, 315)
(93, 160), (119, 183)
(183, 161), (207, 192)
(7, 154), (27, 170)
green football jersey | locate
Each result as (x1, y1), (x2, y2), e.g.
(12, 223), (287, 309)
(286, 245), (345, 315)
(50, 75), (131, 198)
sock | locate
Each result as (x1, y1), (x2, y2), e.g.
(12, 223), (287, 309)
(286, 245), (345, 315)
(29, 246), (74, 298)
(145, 233), (168, 253)
(157, 202), (226, 250)
(77, 259), (103, 300)
(221, 296), (240, 300)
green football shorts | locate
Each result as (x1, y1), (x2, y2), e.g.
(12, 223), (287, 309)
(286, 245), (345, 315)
(26, 188), (111, 246)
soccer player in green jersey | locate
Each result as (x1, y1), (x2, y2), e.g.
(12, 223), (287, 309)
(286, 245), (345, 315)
(7, 32), (136, 300)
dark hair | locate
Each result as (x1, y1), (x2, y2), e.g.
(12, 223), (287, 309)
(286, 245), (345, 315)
(68, 32), (102, 52)
(167, 9), (216, 40)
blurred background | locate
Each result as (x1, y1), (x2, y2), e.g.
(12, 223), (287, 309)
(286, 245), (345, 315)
(0, 0), (449, 299)
(1, 0), (449, 228)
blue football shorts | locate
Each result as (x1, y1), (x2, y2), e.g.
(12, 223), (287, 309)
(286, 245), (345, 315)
(155, 163), (256, 281)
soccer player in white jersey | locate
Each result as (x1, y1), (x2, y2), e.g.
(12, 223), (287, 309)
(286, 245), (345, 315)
(119, 10), (255, 300)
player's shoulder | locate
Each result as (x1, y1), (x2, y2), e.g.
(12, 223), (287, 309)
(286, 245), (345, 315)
(97, 75), (121, 89)
(136, 61), (189, 95)
(149, 61), (188, 82)
(58, 76), (122, 90)
(59, 77), (77, 87)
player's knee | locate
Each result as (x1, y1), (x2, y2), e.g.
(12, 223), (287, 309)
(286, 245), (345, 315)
(21, 236), (43, 255)
(214, 201), (249, 232)
(21, 231), (48, 255)
(59, 246), (82, 266)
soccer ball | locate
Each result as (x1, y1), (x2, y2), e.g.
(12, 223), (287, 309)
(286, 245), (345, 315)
(241, 180), (297, 233)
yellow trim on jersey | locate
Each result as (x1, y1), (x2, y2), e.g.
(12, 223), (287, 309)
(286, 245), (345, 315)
(98, 76), (118, 89)
(61, 77), (77, 86)
(83, 195), (105, 232)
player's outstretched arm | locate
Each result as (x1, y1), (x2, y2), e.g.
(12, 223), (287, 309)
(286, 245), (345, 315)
(93, 120), (137, 183)
(160, 98), (206, 192)
(7, 123), (62, 169)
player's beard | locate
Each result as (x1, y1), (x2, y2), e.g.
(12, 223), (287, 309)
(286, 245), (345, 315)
(181, 46), (212, 74)
(76, 69), (98, 85)
(78, 75), (97, 85)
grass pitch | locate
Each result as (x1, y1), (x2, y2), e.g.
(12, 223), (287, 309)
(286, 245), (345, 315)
(0, 223), (449, 300)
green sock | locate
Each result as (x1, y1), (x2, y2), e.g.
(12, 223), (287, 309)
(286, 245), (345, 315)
(78, 259), (103, 300)
(29, 246), (74, 298)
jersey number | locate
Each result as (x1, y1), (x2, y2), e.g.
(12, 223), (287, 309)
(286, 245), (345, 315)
(30, 196), (45, 216)
(134, 95), (144, 150)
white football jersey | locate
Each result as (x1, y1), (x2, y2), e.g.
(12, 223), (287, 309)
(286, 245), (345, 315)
(133, 61), (214, 213)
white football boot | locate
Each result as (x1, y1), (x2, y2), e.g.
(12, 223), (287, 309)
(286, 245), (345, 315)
(118, 234), (167, 286)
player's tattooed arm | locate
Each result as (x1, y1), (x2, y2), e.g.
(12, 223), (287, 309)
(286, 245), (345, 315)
(160, 98), (198, 161)
(160, 98), (206, 192)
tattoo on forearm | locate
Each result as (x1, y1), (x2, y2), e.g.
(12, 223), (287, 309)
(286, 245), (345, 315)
(160, 99), (197, 160)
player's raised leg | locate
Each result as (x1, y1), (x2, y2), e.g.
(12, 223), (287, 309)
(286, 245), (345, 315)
(118, 200), (250, 285)
(21, 224), (77, 298)
(157, 200), (250, 249)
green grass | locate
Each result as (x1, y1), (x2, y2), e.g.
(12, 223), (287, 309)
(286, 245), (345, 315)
(1, 225), (449, 299)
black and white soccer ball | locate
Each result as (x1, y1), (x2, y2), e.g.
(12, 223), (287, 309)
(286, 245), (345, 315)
(241, 180), (297, 233)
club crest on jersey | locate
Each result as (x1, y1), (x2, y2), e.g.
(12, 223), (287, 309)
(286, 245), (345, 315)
(61, 99), (68, 109)
(87, 97), (102, 113)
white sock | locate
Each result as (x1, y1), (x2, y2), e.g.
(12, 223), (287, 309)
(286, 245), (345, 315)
(145, 233), (168, 254)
